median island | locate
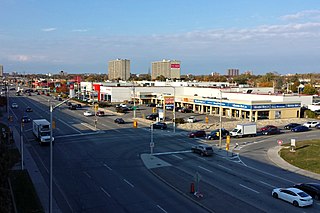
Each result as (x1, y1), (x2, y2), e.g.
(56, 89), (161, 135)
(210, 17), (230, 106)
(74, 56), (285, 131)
(279, 139), (320, 174)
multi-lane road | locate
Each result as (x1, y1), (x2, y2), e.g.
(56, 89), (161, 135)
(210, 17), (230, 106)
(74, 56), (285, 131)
(7, 91), (320, 212)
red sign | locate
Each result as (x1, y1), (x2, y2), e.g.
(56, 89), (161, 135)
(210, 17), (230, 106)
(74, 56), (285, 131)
(164, 97), (174, 104)
(69, 84), (74, 89)
(171, 64), (180, 68)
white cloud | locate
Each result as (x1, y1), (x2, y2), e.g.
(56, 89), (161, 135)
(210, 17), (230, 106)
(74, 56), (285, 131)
(7, 54), (47, 62)
(42, 28), (57, 32)
(281, 10), (320, 21)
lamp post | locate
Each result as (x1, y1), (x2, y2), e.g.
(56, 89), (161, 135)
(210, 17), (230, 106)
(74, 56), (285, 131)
(49, 97), (71, 213)
(20, 122), (24, 170)
(219, 89), (222, 148)
(133, 82), (136, 119)
(173, 86), (176, 133)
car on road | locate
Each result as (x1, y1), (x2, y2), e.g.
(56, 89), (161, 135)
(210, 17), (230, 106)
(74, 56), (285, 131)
(75, 104), (82, 108)
(291, 125), (310, 132)
(316, 123), (320, 129)
(293, 183), (320, 200)
(272, 187), (313, 207)
(96, 111), (105, 117)
(188, 130), (206, 138)
(68, 105), (77, 110)
(114, 118), (125, 124)
(284, 123), (300, 130)
(11, 103), (18, 108)
(191, 145), (213, 156)
(260, 125), (277, 131)
(83, 111), (94, 117)
(146, 113), (158, 121)
(180, 107), (193, 113)
(206, 128), (229, 140)
(25, 107), (33, 112)
(21, 115), (31, 123)
(151, 122), (167, 129)
(146, 103), (156, 107)
(261, 127), (281, 135)
(303, 121), (320, 128)
(187, 116), (197, 123)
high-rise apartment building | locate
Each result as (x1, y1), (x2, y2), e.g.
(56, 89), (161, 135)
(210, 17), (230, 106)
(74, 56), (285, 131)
(0, 65), (3, 77)
(227, 68), (239, 76)
(108, 59), (130, 80)
(151, 60), (181, 80)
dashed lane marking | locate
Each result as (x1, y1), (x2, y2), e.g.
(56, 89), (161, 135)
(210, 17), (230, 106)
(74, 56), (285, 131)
(239, 184), (260, 194)
(198, 165), (213, 173)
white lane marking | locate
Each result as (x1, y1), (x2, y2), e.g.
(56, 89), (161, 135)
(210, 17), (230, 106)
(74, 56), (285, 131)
(259, 181), (276, 188)
(172, 154), (183, 160)
(218, 164), (232, 171)
(152, 150), (192, 156)
(83, 171), (91, 178)
(100, 187), (111, 198)
(103, 164), (112, 171)
(81, 122), (99, 131)
(57, 118), (82, 133)
(123, 179), (134, 188)
(157, 205), (168, 213)
(239, 184), (260, 194)
(198, 166), (213, 173)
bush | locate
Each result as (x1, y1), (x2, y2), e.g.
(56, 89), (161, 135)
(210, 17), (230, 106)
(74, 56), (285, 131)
(173, 118), (185, 124)
(305, 110), (317, 118)
(98, 102), (112, 108)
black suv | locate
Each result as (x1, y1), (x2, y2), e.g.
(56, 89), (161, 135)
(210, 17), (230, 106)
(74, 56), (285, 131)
(146, 113), (159, 121)
(206, 129), (229, 140)
(152, 122), (167, 129)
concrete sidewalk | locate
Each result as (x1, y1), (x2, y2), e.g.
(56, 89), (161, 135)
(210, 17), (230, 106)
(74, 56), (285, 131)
(267, 146), (320, 180)
(9, 121), (61, 213)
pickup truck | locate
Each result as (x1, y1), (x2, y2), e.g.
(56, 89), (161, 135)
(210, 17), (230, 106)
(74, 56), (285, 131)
(191, 145), (213, 156)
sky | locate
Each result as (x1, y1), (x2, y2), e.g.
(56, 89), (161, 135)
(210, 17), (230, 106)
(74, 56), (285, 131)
(1, 0), (320, 75)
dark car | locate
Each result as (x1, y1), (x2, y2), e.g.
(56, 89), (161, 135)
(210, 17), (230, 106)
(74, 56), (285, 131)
(76, 104), (82, 108)
(315, 123), (320, 129)
(152, 122), (167, 130)
(291, 125), (310, 132)
(146, 103), (156, 107)
(260, 125), (277, 131)
(188, 130), (206, 138)
(66, 101), (72, 106)
(294, 183), (320, 200)
(206, 128), (229, 140)
(180, 108), (193, 113)
(146, 113), (159, 121)
(68, 105), (77, 110)
(284, 123), (301, 130)
(261, 127), (281, 135)
(114, 118), (125, 124)
(25, 107), (33, 112)
(96, 111), (105, 116)
(21, 115), (31, 123)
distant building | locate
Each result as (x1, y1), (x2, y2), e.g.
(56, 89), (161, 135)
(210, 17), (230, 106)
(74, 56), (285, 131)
(243, 70), (253, 75)
(108, 59), (130, 81)
(0, 65), (3, 77)
(227, 69), (239, 76)
(151, 59), (181, 80)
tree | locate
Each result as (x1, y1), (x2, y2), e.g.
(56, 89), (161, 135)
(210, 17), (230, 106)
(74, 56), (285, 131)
(302, 84), (318, 95)
(155, 75), (166, 81)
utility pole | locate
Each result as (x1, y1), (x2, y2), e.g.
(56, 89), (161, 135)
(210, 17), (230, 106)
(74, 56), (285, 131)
(173, 86), (176, 133)
(219, 88), (222, 148)
(20, 122), (24, 170)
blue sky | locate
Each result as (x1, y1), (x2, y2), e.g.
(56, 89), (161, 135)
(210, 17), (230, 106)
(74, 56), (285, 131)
(1, 0), (320, 75)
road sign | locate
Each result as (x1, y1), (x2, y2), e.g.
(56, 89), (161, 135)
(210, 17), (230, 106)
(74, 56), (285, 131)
(291, 139), (296, 147)
(277, 139), (283, 145)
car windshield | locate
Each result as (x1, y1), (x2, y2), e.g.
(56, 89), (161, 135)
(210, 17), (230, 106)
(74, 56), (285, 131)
(40, 132), (50, 136)
(297, 192), (309, 197)
(205, 147), (213, 151)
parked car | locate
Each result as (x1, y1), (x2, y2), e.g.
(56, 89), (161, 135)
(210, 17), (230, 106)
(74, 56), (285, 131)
(11, 103), (18, 108)
(21, 115), (31, 123)
(272, 187), (313, 207)
(261, 127), (281, 135)
(260, 125), (277, 131)
(68, 105), (77, 110)
(303, 121), (320, 128)
(191, 145), (213, 156)
(293, 183), (320, 200)
(83, 111), (94, 116)
(206, 128), (229, 140)
(180, 108), (193, 113)
(284, 123), (300, 130)
(146, 103), (156, 107)
(188, 130), (206, 138)
(25, 107), (33, 112)
(146, 113), (158, 121)
(187, 116), (197, 123)
(114, 118), (125, 124)
(76, 104), (82, 108)
(291, 125), (310, 132)
(96, 111), (105, 116)
(152, 122), (167, 129)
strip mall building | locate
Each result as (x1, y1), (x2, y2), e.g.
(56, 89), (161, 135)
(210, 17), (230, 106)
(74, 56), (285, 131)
(80, 81), (312, 122)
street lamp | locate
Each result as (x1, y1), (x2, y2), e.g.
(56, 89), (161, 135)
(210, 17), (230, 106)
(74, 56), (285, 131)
(219, 88), (222, 148)
(173, 86), (176, 133)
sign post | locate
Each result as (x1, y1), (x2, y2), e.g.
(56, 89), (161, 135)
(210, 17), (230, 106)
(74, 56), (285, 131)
(290, 139), (296, 152)
(277, 139), (283, 146)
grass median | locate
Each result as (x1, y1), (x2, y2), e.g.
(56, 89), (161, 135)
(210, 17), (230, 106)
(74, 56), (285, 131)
(280, 139), (320, 174)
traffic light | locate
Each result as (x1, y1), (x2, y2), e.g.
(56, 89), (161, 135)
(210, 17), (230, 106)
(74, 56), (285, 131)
(216, 132), (219, 137)
(52, 120), (56, 129)
(94, 104), (99, 111)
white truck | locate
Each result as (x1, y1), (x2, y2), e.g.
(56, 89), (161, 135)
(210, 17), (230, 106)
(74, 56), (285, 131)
(32, 119), (54, 145)
(230, 123), (257, 138)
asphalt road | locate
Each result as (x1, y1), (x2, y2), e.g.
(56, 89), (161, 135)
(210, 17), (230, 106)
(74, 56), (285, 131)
(7, 91), (320, 212)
